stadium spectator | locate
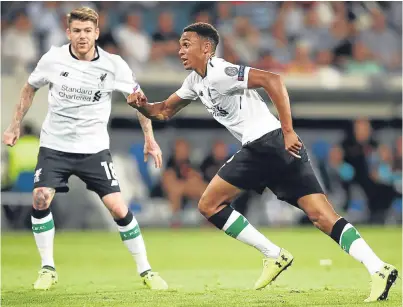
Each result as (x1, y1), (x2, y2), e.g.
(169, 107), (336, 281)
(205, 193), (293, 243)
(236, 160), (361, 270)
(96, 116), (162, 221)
(299, 6), (328, 55)
(2, 12), (38, 74)
(215, 2), (233, 36)
(277, 2), (305, 40)
(370, 144), (394, 185)
(97, 10), (119, 53)
(287, 41), (316, 74)
(162, 139), (207, 226)
(225, 16), (260, 65)
(328, 145), (355, 210)
(260, 20), (292, 66)
(233, 1), (278, 31)
(114, 12), (151, 74)
(393, 136), (402, 173)
(344, 41), (384, 75)
(193, 10), (212, 24)
(359, 8), (401, 71)
(44, 16), (67, 51)
(151, 12), (180, 58)
(200, 140), (229, 183)
(253, 51), (287, 73)
(342, 119), (400, 223)
(26, 2), (61, 53)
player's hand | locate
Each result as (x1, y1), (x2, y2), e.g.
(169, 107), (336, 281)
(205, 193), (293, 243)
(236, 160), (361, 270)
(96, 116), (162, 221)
(144, 138), (163, 168)
(283, 130), (302, 159)
(3, 126), (20, 147)
(127, 92), (148, 109)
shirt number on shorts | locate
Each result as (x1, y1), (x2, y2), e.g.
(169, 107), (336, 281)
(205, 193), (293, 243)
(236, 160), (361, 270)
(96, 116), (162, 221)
(101, 161), (118, 180)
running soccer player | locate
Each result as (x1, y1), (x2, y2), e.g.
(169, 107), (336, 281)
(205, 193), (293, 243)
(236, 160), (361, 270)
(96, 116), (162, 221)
(127, 22), (398, 302)
(3, 7), (168, 290)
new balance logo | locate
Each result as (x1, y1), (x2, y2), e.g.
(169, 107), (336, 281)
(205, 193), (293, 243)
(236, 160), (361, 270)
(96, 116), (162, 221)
(60, 72), (69, 77)
(111, 180), (119, 186)
(93, 91), (102, 102)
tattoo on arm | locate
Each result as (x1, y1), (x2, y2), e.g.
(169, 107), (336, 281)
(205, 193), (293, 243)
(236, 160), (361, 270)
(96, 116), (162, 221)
(137, 111), (154, 138)
(10, 83), (37, 130)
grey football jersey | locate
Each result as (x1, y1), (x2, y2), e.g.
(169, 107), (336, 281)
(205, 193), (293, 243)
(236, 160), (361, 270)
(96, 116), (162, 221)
(28, 44), (139, 153)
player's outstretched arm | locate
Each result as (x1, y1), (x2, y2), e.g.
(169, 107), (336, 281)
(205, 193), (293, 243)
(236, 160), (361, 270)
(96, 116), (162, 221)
(135, 90), (163, 168)
(247, 68), (302, 158)
(3, 83), (38, 147)
(127, 92), (191, 121)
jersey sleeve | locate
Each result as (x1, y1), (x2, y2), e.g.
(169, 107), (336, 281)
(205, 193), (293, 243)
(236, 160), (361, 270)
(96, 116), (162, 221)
(28, 47), (53, 89)
(175, 73), (198, 101)
(113, 56), (140, 97)
(210, 62), (251, 95)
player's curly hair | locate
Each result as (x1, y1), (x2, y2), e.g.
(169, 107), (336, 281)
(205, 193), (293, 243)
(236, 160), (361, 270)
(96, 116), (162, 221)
(183, 22), (220, 52)
(67, 7), (98, 27)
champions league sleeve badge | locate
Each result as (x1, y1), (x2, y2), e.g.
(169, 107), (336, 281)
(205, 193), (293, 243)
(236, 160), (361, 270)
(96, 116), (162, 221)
(224, 67), (239, 77)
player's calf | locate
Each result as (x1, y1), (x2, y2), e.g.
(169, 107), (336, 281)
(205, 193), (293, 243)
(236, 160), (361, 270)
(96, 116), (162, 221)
(113, 210), (168, 289)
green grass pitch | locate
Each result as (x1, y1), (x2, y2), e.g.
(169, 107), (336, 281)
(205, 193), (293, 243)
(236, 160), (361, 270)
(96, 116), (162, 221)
(2, 227), (402, 306)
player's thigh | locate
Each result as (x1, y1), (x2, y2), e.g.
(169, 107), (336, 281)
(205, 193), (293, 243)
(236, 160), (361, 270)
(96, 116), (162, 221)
(217, 146), (267, 195)
(75, 150), (121, 198)
(34, 147), (73, 193)
(269, 158), (325, 208)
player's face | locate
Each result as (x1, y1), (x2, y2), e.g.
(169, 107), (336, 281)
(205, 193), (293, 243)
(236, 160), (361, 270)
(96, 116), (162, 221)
(179, 32), (209, 71)
(67, 20), (99, 56)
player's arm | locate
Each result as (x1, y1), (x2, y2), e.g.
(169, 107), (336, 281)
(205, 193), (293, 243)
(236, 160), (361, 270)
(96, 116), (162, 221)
(2, 83), (38, 146)
(127, 92), (191, 121)
(3, 48), (51, 147)
(247, 68), (302, 158)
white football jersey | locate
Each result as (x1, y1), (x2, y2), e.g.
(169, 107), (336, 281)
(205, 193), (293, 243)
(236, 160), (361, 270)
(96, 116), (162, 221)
(176, 57), (281, 145)
(28, 44), (139, 153)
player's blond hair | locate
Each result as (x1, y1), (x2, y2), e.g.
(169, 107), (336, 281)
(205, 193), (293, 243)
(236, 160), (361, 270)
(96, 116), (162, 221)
(67, 7), (99, 27)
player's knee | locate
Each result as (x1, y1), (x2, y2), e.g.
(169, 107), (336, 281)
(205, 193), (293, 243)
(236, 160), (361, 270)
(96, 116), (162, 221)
(307, 209), (339, 233)
(198, 194), (215, 217)
(108, 203), (128, 219)
(32, 188), (52, 210)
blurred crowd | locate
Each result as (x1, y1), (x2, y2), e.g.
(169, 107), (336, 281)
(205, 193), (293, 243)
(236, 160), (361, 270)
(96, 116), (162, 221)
(146, 119), (402, 226)
(2, 119), (401, 227)
(311, 118), (402, 224)
(2, 1), (402, 76)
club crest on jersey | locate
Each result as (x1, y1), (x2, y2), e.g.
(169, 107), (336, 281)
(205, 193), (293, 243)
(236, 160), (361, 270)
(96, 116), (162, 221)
(98, 73), (108, 88)
(225, 67), (239, 77)
(34, 168), (42, 183)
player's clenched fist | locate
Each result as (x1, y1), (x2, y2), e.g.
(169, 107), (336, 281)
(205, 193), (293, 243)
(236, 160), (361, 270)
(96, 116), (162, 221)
(127, 92), (148, 109)
(3, 126), (20, 147)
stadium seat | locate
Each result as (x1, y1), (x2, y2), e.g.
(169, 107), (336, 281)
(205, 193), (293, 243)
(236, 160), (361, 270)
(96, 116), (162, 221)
(129, 143), (154, 190)
(311, 140), (331, 162)
(12, 171), (34, 192)
(392, 198), (402, 213)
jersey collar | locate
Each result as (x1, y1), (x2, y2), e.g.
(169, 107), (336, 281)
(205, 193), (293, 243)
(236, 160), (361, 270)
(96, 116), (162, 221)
(69, 44), (100, 61)
(199, 57), (215, 79)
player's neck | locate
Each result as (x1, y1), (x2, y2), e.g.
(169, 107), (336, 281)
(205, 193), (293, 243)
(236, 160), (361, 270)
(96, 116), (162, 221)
(194, 57), (210, 78)
(70, 45), (97, 61)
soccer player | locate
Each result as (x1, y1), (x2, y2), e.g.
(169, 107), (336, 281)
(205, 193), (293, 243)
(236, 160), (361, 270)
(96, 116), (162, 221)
(127, 23), (398, 302)
(2, 7), (168, 291)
